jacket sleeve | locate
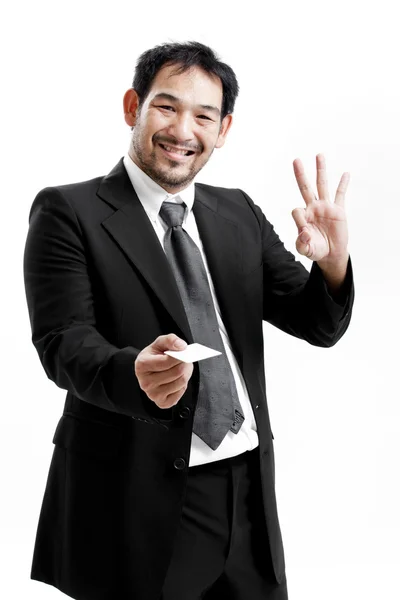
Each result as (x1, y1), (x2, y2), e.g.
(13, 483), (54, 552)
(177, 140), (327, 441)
(23, 186), (168, 424)
(241, 190), (354, 347)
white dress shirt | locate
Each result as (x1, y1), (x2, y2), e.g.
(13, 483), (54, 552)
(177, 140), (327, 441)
(123, 153), (259, 466)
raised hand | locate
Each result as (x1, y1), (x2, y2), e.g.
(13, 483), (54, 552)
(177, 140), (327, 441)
(292, 154), (350, 264)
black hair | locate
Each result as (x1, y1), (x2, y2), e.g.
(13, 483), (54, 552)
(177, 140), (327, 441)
(132, 41), (239, 120)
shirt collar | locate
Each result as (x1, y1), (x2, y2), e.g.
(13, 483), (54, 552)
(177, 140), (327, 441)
(123, 153), (195, 223)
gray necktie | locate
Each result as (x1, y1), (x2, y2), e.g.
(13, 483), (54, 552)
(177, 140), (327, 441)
(159, 201), (244, 450)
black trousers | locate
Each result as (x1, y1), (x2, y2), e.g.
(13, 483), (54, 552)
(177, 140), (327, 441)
(161, 447), (289, 600)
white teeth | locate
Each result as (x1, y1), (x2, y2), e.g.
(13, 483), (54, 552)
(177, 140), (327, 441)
(162, 144), (188, 155)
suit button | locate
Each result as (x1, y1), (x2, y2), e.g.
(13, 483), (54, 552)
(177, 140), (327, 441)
(179, 406), (191, 419)
(255, 405), (259, 409)
(174, 458), (186, 470)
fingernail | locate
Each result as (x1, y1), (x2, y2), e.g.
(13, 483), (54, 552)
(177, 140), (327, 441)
(300, 232), (309, 244)
(173, 339), (186, 349)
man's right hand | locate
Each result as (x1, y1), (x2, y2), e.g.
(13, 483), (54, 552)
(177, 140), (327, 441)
(134, 334), (194, 409)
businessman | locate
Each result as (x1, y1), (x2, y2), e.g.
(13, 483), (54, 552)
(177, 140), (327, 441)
(24, 41), (354, 600)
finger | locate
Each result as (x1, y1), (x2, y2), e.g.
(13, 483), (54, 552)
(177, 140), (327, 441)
(334, 172), (350, 207)
(295, 232), (313, 259)
(152, 370), (192, 406)
(144, 361), (187, 387)
(162, 386), (187, 408)
(136, 352), (182, 373)
(316, 153), (329, 201)
(291, 207), (308, 231)
(152, 373), (189, 400)
(293, 158), (316, 206)
(151, 333), (187, 353)
(136, 333), (187, 373)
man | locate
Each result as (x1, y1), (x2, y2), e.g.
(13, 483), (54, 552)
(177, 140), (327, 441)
(23, 41), (354, 600)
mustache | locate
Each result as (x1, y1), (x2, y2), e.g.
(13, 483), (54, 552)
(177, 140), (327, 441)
(153, 134), (203, 154)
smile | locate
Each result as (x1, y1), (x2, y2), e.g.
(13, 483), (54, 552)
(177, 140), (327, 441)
(158, 143), (196, 161)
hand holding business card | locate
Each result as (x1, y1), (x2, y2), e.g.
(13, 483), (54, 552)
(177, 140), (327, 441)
(164, 343), (221, 363)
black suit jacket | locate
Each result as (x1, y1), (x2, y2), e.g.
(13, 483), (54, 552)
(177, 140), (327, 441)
(23, 158), (354, 600)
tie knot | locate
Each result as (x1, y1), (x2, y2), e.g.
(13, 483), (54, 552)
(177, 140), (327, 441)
(160, 201), (185, 228)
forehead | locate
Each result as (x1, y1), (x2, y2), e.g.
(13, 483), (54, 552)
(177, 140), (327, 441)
(146, 64), (223, 107)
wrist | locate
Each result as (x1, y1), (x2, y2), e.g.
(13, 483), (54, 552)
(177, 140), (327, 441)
(317, 251), (349, 270)
(317, 252), (349, 293)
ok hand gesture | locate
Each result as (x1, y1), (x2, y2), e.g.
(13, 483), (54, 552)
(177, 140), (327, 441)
(292, 154), (350, 264)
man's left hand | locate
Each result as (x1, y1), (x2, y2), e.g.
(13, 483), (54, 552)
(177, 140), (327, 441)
(291, 153), (350, 264)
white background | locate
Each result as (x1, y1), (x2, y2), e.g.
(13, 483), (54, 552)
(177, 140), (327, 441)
(2, 0), (400, 598)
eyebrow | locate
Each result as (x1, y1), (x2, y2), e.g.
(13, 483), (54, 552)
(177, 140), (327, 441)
(152, 92), (221, 117)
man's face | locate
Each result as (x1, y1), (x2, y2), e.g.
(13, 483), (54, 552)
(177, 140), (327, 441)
(124, 64), (232, 193)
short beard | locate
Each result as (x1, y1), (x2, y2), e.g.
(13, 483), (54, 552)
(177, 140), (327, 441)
(130, 131), (212, 191)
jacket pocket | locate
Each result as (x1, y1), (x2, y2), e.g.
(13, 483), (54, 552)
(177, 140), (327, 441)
(52, 413), (124, 458)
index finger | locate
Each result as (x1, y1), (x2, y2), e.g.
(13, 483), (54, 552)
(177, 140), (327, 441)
(137, 351), (183, 374)
(316, 153), (329, 201)
(293, 158), (315, 206)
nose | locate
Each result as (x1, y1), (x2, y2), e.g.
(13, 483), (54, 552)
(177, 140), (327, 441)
(166, 111), (194, 144)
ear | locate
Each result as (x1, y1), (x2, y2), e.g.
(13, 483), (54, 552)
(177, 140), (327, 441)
(215, 114), (233, 149)
(123, 89), (140, 127)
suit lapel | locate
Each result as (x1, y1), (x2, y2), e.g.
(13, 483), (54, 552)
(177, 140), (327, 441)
(97, 159), (192, 341)
(96, 159), (245, 367)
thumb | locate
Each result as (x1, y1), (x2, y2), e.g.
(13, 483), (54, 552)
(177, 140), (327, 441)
(152, 334), (187, 353)
(296, 229), (312, 258)
(291, 207), (307, 231)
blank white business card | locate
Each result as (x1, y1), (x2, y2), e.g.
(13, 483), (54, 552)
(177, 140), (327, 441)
(164, 343), (222, 363)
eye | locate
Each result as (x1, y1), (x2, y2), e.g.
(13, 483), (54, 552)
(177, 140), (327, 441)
(158, 105), (175, 111)
(198, 115), (212, 121)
